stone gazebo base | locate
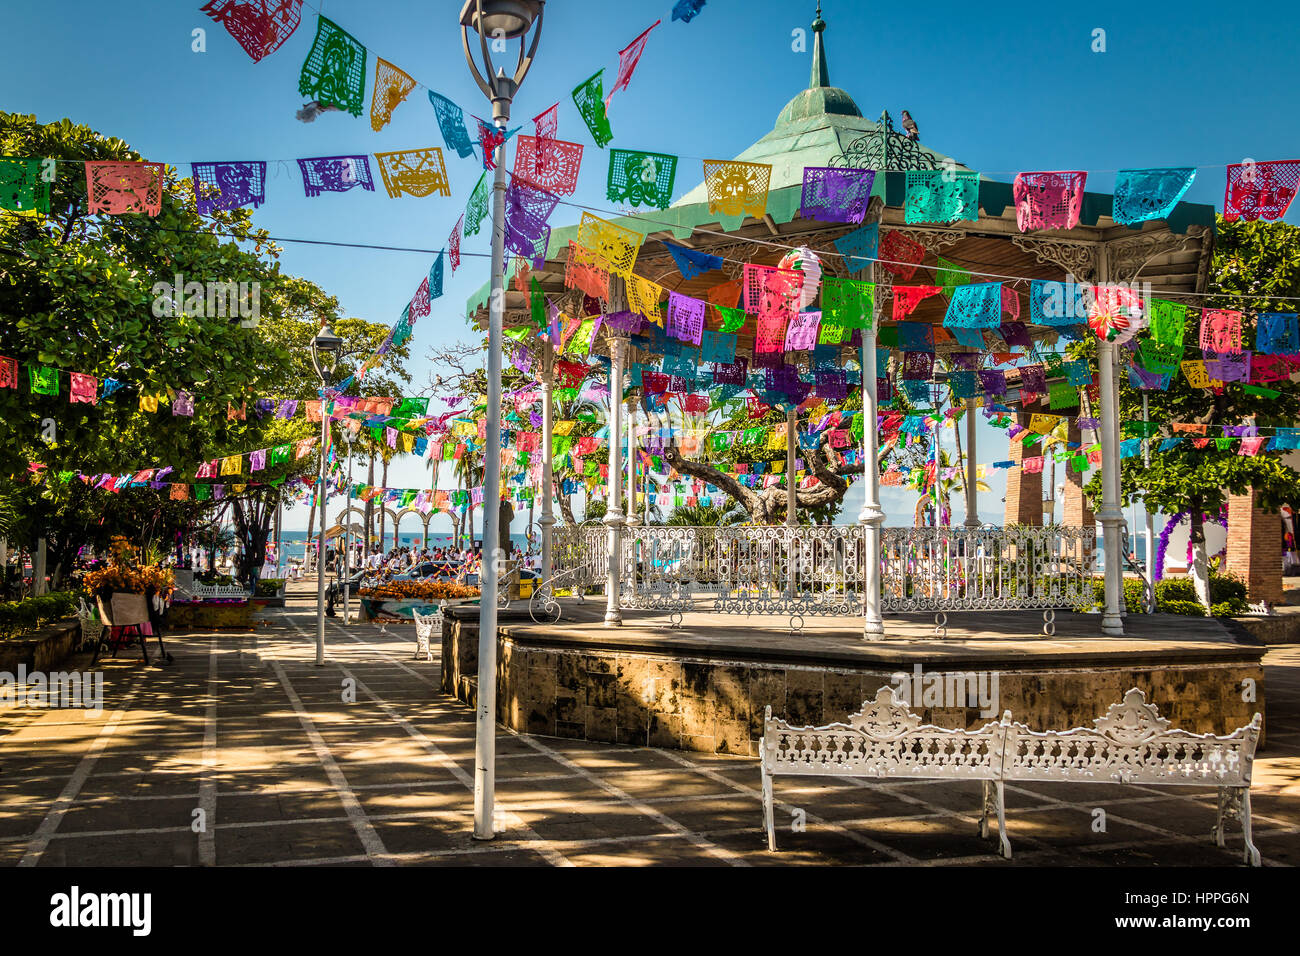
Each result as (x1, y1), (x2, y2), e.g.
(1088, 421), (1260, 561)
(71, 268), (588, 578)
(440, 604), (1267, 757)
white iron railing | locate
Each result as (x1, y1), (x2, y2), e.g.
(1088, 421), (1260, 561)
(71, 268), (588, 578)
(879, 526), (1097, 613)
(546, 523), (1098, 632)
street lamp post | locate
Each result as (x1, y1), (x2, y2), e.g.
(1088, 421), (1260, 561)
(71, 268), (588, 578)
(310, 323), (343, 666)
(461, 0), (545, 842)
(343, 429), (355, 623)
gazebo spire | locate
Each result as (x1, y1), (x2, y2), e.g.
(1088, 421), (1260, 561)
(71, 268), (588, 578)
(809, 2), (829, 89)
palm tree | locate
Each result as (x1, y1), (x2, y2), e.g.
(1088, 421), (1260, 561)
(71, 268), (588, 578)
(913, 449), (992, 527)
(664, 501), (748, 527)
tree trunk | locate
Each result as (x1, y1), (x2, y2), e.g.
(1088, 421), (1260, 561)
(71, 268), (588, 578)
(364, 452), (375, 550)
(304, 486), (318, 572)
(499, 498), (515, 557)
(662, 430), (859, 525)
(1188, 505), (1212, 611)
(559, 492), (576, 526)
(379, 457), (389, 552)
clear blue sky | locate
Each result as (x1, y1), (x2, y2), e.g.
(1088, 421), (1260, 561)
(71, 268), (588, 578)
(3, 0), (1297, 532)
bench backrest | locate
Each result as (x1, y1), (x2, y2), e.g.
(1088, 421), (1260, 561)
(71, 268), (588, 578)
(1002, 688), (1262, 787)
(763, 687), (1006, 781)
(764, 686), (1261, 788)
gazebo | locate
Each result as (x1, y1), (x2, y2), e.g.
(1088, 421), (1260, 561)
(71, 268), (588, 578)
(466, 7), (1216, 639)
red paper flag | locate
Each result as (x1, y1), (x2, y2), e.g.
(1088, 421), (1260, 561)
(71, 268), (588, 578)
(605, 21), (661, 108)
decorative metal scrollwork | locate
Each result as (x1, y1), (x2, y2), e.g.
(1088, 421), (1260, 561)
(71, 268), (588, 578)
(829, 111), (945, 172)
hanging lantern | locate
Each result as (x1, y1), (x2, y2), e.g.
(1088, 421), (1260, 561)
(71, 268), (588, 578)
(1088, 284), (1148, 345)
(777, 245), (822, 310)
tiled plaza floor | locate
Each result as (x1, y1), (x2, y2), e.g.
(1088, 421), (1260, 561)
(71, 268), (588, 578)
(2, 592), (1297, 867)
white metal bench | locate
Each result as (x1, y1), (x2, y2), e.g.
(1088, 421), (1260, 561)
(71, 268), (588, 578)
(762, 686), (1262, 864)
(761, 687), (1011, 856)
(411, 605), (444, 662)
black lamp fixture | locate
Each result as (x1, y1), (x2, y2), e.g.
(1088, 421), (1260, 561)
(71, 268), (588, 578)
(459, 0), (545, 124)
(309, 323), (344, 382)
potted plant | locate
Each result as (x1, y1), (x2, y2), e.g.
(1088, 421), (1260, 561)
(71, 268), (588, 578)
(81, 536), (174, 661)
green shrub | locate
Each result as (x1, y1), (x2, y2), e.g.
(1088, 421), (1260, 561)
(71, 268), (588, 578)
(1088, 578), (1151, 614)
(0, 591), (79, 639)
(255, 578), (285, 596)
(1160, 599), (1206, 617)
(1209, 572), (1247, 604)
(1211, 599), (1249, 617)
(1155, 577), (1197, 604)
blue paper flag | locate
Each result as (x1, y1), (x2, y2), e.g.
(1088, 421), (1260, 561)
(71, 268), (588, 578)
(428, 91), (475, 159)
(1256, 313), (1299, 355)
(832, 222), (879, 275)
(1112, 168), (1196, 225)
(672, 0), (707, 22)
(430, 250), (445, 299)
(944, 282), (1002, 329)
(663, 240), (722, 280)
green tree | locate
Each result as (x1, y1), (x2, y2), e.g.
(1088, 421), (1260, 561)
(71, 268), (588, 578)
(1089, 217), (1300, 608)
(0, 113), (410, 583)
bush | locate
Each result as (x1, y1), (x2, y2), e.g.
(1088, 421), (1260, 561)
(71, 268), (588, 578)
(1210, 572), (1247, 604)
(1155, 577), (1197, 604)
(1160, 599), (1206, 617)
(1087, 578), (1152, 614)
(1211, 599), (1249, 617)
(255, 578), (285, 596)
(0, 592), (80, 639)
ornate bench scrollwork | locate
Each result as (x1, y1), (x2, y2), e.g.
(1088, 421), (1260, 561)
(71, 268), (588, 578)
(762, 687), (1262, 865)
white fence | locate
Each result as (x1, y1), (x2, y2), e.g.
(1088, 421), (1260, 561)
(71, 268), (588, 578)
(880, 526), (1097, 613)
(544, 524), (1098, 630)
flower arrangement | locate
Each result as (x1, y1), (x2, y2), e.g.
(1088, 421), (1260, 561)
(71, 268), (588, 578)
(360, 580), (479, 602)
(82, 535), (174, 599)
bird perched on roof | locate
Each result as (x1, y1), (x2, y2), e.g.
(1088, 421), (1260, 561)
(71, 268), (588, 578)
(901, 110), (919, 141)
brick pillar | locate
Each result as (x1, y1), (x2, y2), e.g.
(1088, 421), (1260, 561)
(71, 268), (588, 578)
(1004, 419), (1043, 527)
(1226, 489), (1283, 605)
(1062, 419), (1095, 528)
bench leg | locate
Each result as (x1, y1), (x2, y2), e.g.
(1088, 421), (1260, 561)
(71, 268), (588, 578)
(1241, 789), (1261, 867)
(994, 780), (1011, 860)
(762, 764), (776, 852)
(979, 780), (991, 839)
(1214, 787), (1228, 848)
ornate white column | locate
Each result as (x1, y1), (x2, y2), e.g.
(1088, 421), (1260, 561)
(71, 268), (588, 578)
(538, 341), (555, 593)
(785, 406), (798, 528)
(964, 398), (980, 528)
(626, 396), (638, 526)
(1096, 247), (1124, 634)
(604, 335), (626, 626)
(859, 281), (885, 640)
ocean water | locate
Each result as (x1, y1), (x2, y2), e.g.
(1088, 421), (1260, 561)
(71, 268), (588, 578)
(273, 530), (532, 554)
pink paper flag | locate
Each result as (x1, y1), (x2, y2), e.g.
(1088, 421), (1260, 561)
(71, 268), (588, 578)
(605, 21), (661, 108)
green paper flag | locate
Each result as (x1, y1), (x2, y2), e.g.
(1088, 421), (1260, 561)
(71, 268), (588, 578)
(1243, 384), (1281, 398)
(936, 257), (971, 298)
(1048, 380), (1079, 410)
(572, 70), (613, 148)
(821, 277), (875, 330)
(29, 366), (59, 395)
(0, 158), (51, 215)
(465, 172), (490, 237)
(607, 149), (677, 209)
(298, 17), (367, 117)
(1149, 299), (1188, 345)
(1122, 420), (1160, 438)
(530, 276), (546, 330)
(716, 306), (746, 334)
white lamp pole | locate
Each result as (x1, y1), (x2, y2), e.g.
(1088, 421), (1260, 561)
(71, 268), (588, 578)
(309, 323), (343, 666)
(461, 0), (545, 842)
(859, 268), (885, 640)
